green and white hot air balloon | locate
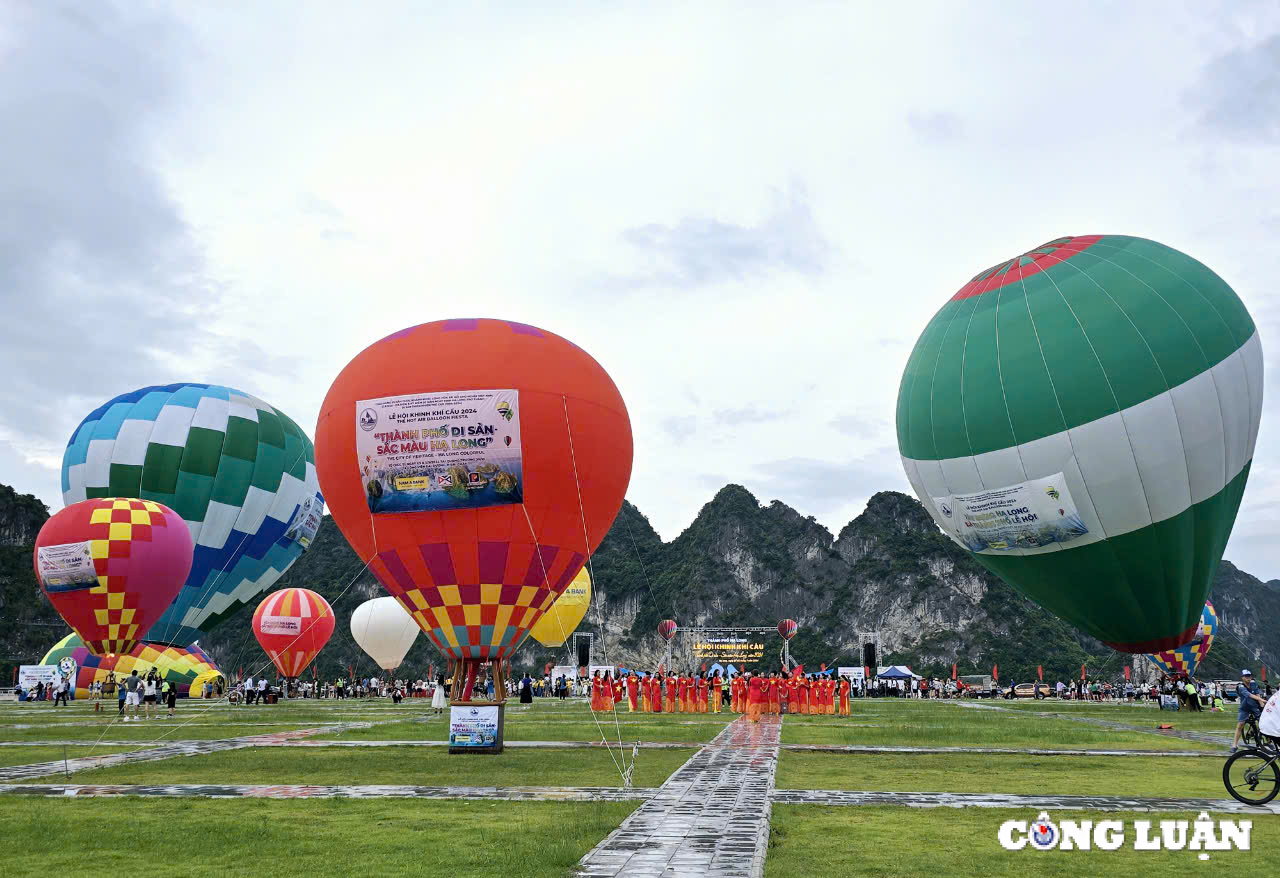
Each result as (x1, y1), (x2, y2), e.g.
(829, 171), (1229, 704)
(896, 235), (1262, 652)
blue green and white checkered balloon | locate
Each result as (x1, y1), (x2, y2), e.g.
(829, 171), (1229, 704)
(61, 383), (323, 646)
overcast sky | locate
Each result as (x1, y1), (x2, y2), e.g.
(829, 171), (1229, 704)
(3, 2), (1280, 577)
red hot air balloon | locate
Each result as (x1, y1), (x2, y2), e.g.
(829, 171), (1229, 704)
(657, 620), (678, 642)
(777, 619), (798, 641)
(314, 319), (632, 701)
(34, 498), (192, 656)
(251, 587), (335, 678)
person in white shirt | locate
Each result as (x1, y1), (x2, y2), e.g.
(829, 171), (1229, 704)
(258, 677), (268, 703)
(1258, 688), (1280, 745)
(244, 675), (255, 706)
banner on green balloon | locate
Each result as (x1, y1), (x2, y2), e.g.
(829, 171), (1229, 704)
(932, 473), (1089, 553)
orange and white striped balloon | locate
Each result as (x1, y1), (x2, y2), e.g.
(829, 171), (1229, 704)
(251, 587), (335, 678)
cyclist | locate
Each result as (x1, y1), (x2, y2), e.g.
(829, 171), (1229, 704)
(1232, 669), (1267, 752)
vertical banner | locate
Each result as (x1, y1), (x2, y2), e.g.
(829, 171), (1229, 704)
(992, 664), (998, 682)
(1081, 664), (1086, 681)
(1037, 665), (1043, 681)
(357, 389), (523, 513)
(951, 663), (957, 680)
(1124, 665), (1131, 681)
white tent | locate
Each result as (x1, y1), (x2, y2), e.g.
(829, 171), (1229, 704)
(875, 665), (922, 680)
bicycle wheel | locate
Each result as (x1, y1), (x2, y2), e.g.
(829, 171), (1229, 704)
(1223, 749), (1280, 806)
(1242, 721), (1262, 750)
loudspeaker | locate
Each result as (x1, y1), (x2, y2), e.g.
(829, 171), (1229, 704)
(862, 643), (878, 669)
(575, 635), (592, 669)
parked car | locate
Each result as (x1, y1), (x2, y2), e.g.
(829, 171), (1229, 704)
(959, 675), (996, 698)
(1012, 682), (1048, 699)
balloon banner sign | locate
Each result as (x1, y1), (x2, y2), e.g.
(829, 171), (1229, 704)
(449, 703), (503, 753)
(284, 495), (324, 549)
(34, 542), (97, 587)
(691, 632), (765, 664)
(932, 473), (1088, 553)
(357, 389), (524, 513)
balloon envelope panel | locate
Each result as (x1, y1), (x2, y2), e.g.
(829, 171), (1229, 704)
(34, 498), (192, 656)
(1148, 601), (1217, 678)
(528, 568), (591, 647)
(896, 235), (1261, 652)
(41, 633), (223, 699)
(315, 319), (632, 662)
(61, 383), (323, 646)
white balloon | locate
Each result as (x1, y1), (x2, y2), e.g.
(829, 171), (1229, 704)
(350, 597), (420, 671)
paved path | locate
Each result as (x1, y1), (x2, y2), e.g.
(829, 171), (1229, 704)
(0, 783), (655, 801)
(0, 724), (371, 783)
(781, 743), (1222, 757)
(772, 788), (1280, 815)
(575, 716), (781, 878)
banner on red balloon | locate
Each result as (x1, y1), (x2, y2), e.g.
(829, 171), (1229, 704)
(356, 389), (524, 513)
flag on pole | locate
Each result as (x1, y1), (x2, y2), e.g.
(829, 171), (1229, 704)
(1037, 665), (1043, 681)
(864, 666), (870, 680)
(951, 663), (957, 680)
(1124, 665), (1131, 681)
(992, 664), (998, 682)
(1081, 664), (1086, 681)
(1263, 666), (1268, 683)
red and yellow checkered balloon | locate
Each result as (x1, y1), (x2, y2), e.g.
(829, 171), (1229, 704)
(34, 498), (193, 656)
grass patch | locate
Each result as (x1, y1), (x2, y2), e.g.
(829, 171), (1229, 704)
(15, 744), (693, 788)
(766, 805), (1280, 877)
(780, 703), (1222, 752)
(776, 751), (1232, 799)
(0, 797), (635, 878)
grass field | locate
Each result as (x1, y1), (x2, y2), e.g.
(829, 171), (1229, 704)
(0, 797), (636, 878)
(779, 702), (1225, 752)
(776, 751), (1232, 799)
(2, 695), (1275, 876)
(765, 805), (1273, 877)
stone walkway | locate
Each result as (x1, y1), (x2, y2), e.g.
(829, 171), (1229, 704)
(0, 724), (371, 783)
(0, 783), (656, 801)
(781, 743), (1221, 758)
(575, 716), (781, 878)
(772, 788), (1280, 815)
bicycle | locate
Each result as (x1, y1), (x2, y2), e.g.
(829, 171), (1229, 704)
(1241, 715), (1263, 750)
(1223, 735), (1280, 806)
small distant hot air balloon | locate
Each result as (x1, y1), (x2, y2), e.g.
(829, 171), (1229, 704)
(34, 498), (193, 656)
(251, 587), (334, 678)
(314, 319), (632, 702)
(897, 235), (1262, 652)
(777, 619), (798, 641)
(60, 383), (323, 647)
(350, 597), (420, 671)
(657, 620), (678, 642)
(527, 568), (591, 647)
(1147, 601), (1218, 679)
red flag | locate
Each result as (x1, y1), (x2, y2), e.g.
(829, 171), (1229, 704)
(1262, 666), (1267, 683)
(1037, 665), (1043, 681)
(951, 663), (957, 680)
(1124, 665), (1131, 681)
(701, 662), (706, 673)
(792, 665), (804, 677)
(1081, 664), (1086, 681)
(820, 663), (827, 672)
(863, 666), (869, 680)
